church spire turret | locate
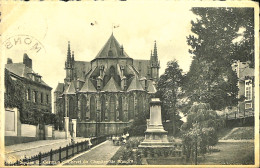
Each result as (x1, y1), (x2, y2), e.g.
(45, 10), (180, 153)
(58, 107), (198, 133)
(153, 40), (158, 61)
(65, 41), (74, 83)
(150, 40), (160, 81)
(66, 41), (71, 68)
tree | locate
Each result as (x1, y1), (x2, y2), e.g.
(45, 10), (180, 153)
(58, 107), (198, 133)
(188, 8), (254, 65)
(185, 8), (254, 111)
(156, 60), (184, 136)
(181, 103), (224, 163)
(4, 69), (25, 110)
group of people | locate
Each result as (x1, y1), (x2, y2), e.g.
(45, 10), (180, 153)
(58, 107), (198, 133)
(111, 133), (129, 146)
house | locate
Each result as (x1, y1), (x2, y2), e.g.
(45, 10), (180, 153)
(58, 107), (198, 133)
(4, 54), (53, 145)
(227, 60), (255, 119)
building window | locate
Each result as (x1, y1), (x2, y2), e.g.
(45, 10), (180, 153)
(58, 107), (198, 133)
(245, 103), (252, 109)
(27, 89), (31, 101)
(41, 93), (43, 103)
(46, 94), (49, 104)
(33, 91), (37, 103)
(245, 79), (252, 101)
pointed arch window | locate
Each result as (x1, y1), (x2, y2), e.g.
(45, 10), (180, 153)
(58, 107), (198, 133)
(137, 95), (144, 118)
(118, 96), (123, 121)
(90, 96), (96, 120)
(101, 96), (106, 121)
(109, 66), (116, 77)
(80, 96), (87, 120)
(69, 97), (75, 118)
(128, 95), (134, 120)
(109, 96), (116, 121)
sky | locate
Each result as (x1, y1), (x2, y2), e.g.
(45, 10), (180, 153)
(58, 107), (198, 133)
(2, 2), (196, 91)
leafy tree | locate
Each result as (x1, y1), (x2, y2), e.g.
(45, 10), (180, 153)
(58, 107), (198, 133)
(156, 60), (184, 136)
(188, 8), (254, 65)
(185, 8), (254, 111)
(181, 103), (224, 163)
(4, 69), (25, 110)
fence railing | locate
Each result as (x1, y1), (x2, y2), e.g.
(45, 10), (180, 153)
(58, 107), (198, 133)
(225, 111), (254, 120)
(5, 135), (107, 166)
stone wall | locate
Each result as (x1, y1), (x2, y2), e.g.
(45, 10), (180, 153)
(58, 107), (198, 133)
(5, 108), (18, 136)
(53, 130), (66, 139)
(77, 122), (129, 137)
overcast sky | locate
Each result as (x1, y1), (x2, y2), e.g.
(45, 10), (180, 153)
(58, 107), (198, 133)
(2, 2), (198, 91)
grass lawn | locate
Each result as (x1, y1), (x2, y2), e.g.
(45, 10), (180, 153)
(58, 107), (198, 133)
(201, 141), (254, 165)
(222, 127), (254, 140)
(146, 141), (254, 165)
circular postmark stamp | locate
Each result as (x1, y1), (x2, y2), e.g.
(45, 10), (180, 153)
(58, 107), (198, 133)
(2, 34), (46, 62)
(3, 34), (46, 54)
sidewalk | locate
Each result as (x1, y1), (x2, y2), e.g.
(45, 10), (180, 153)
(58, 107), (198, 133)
(63, 140), (121, 165)
(5, 137), (89, 162)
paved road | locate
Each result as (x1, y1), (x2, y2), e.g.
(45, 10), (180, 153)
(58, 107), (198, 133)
(63, 140), (121, 165)
(5, 137), (89, 162)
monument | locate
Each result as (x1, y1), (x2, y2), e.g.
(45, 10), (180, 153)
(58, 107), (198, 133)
(139, 98), (173, 148)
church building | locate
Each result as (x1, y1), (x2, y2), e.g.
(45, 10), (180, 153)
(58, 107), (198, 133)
(54, 34), (160, 137)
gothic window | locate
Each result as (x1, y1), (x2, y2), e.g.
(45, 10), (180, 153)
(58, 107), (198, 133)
(109, 66), (116, 77)
(90, 96), (96, 120)
(118, 96), (123, 121)
(101, 96), (106, 121)
(137, 95), (144, 118)
(69, 97), (74, 118)
(81, 96), (86, 120)
(128, 95), (134, 120)
(109, 95), (116, 121)
(109, 66), (120, 86)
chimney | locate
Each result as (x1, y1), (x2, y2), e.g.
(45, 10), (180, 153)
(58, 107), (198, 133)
(23, 53), (32, 68)
(7, 58), (13, 64)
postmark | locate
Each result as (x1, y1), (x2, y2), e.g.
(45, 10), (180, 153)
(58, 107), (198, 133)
(3, 34), (45, 54)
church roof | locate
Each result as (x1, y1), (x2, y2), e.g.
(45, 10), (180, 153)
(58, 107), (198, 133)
(127, 76), (144, 92)
(64, 81), (76, 94)
(102, 77), (122, 92)
(74, 61), (91, 81)
(95, 34), (130, 59)
(147, 80), (157, 93)
(80, 78), (97, 92)
(133, 60), (151, 78)
(55, 83), (65, 93)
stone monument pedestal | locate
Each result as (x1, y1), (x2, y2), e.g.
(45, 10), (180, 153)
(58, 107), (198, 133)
(139, 98), (173, 148)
